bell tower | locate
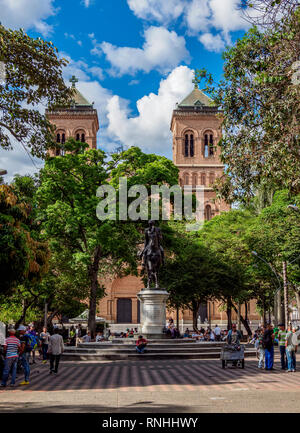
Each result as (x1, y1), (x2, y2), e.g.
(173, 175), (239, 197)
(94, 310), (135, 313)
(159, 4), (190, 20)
(46, 75), (99, 156)
(170, 79), (230, 220)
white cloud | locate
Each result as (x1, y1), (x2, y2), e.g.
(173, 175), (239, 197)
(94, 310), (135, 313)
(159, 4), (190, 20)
(60, 53), (91, 81)
(198, 32), (225, 52)
(82, 0), (91, 6)
(100, 26), (190, 76)
(0, 143), (43, 183)
(107, 65), (194, 157)
(127, 0), (185, 23)
(0, 0), (57, 36)
(127, 0), (252, 51)
(184, 0), (211, 34)
(89, 66), (105, 81)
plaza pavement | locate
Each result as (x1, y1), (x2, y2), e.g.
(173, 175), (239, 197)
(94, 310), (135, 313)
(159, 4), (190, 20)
(0, 355), (300, 413)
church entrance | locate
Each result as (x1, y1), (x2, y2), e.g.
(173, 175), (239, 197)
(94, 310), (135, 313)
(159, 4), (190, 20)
(117, 298), (132, 323)
(198, 303), (208, 323)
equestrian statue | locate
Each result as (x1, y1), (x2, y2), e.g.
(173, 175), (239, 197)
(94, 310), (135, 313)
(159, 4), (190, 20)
(139, 220), (165, 289)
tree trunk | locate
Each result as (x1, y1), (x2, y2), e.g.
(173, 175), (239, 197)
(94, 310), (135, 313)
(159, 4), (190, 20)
(226, 297), (232, 330)
(88, 246), (101, 339)
(262, 297), (266, 326)
(244, 302), (248, 323)
(283, 261), (289, 327)
(15, 300), (35, 330)
(176, 306), (179, 330)
(191, 300), (201, 331)
(232, 304), (252, 336)
(295, 290), (300, 318)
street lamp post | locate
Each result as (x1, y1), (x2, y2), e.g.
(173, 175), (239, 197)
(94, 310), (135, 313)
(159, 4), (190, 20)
(252, 251), (282, 325)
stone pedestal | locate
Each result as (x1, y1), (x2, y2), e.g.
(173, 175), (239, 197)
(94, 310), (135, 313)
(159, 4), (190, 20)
(137, 288), (169, 339)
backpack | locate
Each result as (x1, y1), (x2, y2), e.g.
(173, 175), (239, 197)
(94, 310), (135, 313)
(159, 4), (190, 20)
(27, 334), (38, 351)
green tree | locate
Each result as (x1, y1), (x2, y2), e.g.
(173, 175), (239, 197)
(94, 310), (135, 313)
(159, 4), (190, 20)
(0, 24), (73, 157)
(197, 9), (300, 203)
(37, 142), (179, 337)
(0, 179), (49, 297)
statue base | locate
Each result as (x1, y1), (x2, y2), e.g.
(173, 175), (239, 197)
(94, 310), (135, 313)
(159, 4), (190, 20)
(137, 288), (169, 339)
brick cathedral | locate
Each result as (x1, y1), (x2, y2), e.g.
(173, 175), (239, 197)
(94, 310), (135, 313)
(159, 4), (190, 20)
(46, 76), (260, 328)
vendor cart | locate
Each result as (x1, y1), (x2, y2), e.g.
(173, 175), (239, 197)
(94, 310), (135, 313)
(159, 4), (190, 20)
(220, 344), (245, 369)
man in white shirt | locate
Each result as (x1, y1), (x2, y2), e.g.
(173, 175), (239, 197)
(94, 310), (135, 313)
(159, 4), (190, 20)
(82, 331), (91, 343)
(214, 325), (221, 341)
(40, 327), (50, 364)
(48, 328), (64, 375)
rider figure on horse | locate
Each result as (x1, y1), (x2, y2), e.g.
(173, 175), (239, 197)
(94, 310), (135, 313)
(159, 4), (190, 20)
(139, 220), (165, 288)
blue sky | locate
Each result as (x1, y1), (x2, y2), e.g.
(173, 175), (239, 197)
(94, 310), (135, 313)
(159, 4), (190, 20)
(0, 0), (252, 180)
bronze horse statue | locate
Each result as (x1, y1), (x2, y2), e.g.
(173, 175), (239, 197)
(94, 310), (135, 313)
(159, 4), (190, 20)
(139, 220), (164, 289)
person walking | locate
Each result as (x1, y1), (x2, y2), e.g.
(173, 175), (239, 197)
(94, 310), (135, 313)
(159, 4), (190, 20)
(28, 325), (37, 364)
(214, 325), (221, 341)
(285, 325), (297, 372)
(1, 329), (21, 388)
(278, 323), (287, 370)
(17, 325), (31, 386)
(40, 327), (50, 364)
(255, 327), (265, 369)
(75, 324), (82, 346)
(263, 323), (275, 370)
(48, 328), (64, 375)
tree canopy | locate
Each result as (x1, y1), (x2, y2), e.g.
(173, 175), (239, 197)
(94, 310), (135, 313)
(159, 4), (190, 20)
(197, 9), (300, 203)
(0, 24), (73, 157)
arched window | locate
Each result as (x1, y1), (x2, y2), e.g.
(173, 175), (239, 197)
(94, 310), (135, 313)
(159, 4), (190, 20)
(56, 133), (61, 143)
(201, 173), (206, 186)
(205, 204), (212, 221)
(61, 133), (65, 144)
(184, 173), (189, 185)
(209, 134), (214, 156)
(190, 134), (194, 157)
(184, 134), (189, 157)
(183, 131), (195, 157)
(204, 132), (214, 157)
(75, 129), (86, 143)
(209, 172), (215, 185)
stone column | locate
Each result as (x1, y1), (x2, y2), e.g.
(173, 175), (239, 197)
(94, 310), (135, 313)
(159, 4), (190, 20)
(137, 288), (169, 339)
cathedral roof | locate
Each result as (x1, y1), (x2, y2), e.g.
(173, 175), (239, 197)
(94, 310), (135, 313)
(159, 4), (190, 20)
(178, 86), (215, 108)
(72, 87), (93, 107)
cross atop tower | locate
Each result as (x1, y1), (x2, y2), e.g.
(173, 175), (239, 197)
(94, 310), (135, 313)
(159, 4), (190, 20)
(69, 75), (78, 88)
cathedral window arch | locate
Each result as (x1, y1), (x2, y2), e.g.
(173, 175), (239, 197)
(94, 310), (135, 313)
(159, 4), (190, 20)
(55, 129), (66, 156)
(203, 130), (215, 157)
(75, 129), (86, 143)
(183, 130), (195, 157)
(205, 204), (212, 221)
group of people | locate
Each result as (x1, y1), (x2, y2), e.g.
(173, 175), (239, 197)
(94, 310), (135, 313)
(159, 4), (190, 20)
(0, 325), (64, 388)
(252, 323), (298, 371)
(183, 324), (225, 341)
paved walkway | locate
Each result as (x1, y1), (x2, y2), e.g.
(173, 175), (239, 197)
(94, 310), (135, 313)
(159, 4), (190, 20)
(0, 356), (299, 412)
